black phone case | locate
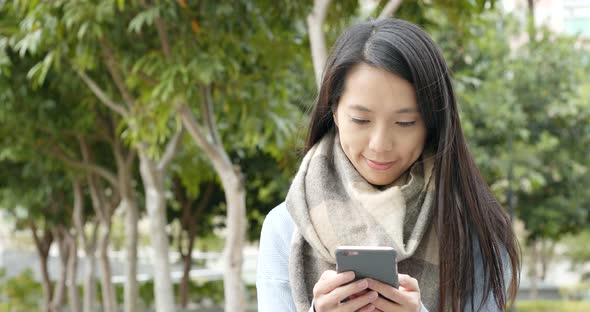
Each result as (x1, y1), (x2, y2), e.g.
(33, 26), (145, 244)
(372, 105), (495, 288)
(336, 247), (399, 288)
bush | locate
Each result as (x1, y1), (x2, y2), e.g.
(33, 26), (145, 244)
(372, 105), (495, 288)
(515, 300), (590, 312)
(0, 269), (43, 312)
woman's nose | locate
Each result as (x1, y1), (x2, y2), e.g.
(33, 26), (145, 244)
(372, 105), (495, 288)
(368, 126), (393, 153)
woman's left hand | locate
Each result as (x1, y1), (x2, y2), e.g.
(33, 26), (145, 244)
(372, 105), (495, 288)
(366, 274), (421, 312)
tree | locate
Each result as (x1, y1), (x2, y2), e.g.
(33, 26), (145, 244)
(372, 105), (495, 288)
(446, 9), (590, 299)
(169, 173), (223, 308)
(3, 2), (182, 310)
(0, 159), (74, 312)
(306, 0), (501, 88)
(131, 2), (305, 310)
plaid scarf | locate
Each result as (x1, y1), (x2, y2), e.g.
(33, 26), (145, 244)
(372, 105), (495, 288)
(286, 131), (440, 311)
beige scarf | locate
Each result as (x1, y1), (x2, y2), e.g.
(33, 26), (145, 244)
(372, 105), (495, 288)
(286, 130), (440, 311)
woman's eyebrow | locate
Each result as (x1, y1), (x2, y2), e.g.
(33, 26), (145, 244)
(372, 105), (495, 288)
(395, 107), (419, 114)
(348, 104), (418, 114)
(348, 104), (372, 112)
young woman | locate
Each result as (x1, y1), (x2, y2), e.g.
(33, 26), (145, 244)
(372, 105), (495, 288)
(256, 18), (520, 312)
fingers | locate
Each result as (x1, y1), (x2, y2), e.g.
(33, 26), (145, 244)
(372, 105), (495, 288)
(348, 289), (371, 301)
(313, 270), (355, 296)
(371, 295), (400, 311)
(340, 290), (379, 311)
(367, 277), (421, 308)
(366, 278), (402, 303)
(357, 303), (377, 312)
(398, 274), (420, 292)
(331, 279), (371, 303)
(315, 278), (374, 311)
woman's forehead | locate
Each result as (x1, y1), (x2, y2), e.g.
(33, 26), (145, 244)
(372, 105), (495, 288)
(339, 64), (418, 113)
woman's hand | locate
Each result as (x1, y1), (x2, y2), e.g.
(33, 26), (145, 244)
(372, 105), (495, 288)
(366, 274), (421, 312)
(313, 270), (380, 312)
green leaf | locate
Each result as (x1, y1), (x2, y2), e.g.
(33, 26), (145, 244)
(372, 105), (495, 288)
(128, 6), (160, 33)
(25, 50), (54, 88)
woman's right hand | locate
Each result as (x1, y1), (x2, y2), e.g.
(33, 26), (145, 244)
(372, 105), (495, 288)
(313, 270), (379, 312)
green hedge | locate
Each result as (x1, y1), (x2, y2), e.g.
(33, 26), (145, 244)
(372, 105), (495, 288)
(515, 300), (590, 312)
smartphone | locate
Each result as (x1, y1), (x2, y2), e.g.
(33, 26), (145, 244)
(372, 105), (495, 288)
(335, 246), (399, 288)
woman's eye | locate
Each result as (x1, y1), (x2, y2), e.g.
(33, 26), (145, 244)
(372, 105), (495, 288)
(351, 118), (369, 124)
(397, 121), (416, 127)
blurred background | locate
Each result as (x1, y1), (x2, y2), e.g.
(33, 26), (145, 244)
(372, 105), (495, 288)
(0, 0), (589, 311)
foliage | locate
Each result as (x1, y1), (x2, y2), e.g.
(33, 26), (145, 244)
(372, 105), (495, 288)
(562, 231), (590, 273)
(136, 279), (225, 307)
(559, 282), (590, 301)
(435, 9), (590, 243)
(0, 269), (43, 312)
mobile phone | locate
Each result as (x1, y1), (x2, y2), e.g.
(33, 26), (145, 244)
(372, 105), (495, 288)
(335, 246), (399, 288)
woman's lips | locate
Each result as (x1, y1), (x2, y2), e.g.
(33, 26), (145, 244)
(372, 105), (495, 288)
(365, 158), (395, 170)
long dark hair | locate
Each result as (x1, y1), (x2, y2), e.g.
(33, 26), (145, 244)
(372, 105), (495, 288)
(305, 19), (520, 312)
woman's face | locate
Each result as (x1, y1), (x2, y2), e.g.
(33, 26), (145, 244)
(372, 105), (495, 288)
(333, 63), (427, 186)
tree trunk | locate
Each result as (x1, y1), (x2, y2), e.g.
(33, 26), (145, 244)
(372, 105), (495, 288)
(73, 179), (98, 312)
(138, 152), (175, 312)
(175, 177), (212, 309)
(378, 0), (403, 19)
(51, 229), (70, 312)
(31, 224), (54, 312)
(113, 137), (140, 312)
(220, 172), (247, 312)
(179, 233), (195, 308)
(539, 239), (555, 281)
(82, 223), (98, 312)
(307, 0), (331, 88)
(40, 252), (53, 312)
(67, 232), (81, 312)
(530, 239), (539, 300)
(83, 247), (98, 312)
(123, 196), (139, 312)
(179, 104), (247, 312)
(98, 224), (117, 312)
(527, 0), (536, 43)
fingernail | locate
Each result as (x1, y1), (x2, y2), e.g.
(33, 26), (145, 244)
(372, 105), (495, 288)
(358, 279), (368, 289)
(346, 271), (355, 279)
(369, 291), (378, 300)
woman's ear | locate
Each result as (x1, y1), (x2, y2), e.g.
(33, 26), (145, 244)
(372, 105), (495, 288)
(332, 110), (339, 128)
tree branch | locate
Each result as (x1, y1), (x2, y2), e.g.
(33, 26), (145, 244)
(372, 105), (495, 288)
(178, 104), (226, 166)
(194, 182), (214, 222)
(155, 16), (173, 58)
(30, 222), (53, 256)
(76, 70), (129, 118)
(378, 0), (403, 19)
(157, 124), (184, 172)
(78, 135), (120, 189)
(307, 0), (331, 88)
(51, 146), (119, 189)
(86, 174), (106, 223)
(137, 70), (160, 86)
(200, 84), (222, 146)
(126, 149), (136, 171)
(30, 222), (42, 253)
(72, 177), (88, 249)
(99, 39), (138, 109)
(94, 113), (116, 145)
(89, 219), (99, 252)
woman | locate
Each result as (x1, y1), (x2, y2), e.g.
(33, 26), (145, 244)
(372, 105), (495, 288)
(256, 18), (520, 312)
